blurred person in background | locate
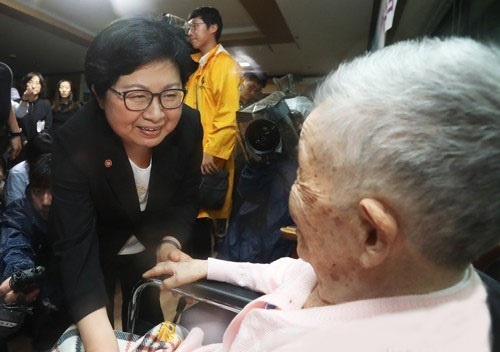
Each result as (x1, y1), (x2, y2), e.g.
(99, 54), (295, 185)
(184, 6), (241, 258)
(239, 72), (266, 109)
(51, 79), (81, 132)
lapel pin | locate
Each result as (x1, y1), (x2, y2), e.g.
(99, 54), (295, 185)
(104, 159), (112, 168)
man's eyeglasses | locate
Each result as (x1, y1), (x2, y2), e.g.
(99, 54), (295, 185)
(109, 87), (187, 111)
(184, 21), (206, 34)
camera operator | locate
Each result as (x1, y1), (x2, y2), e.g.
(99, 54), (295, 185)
(0, 154), (70, 350)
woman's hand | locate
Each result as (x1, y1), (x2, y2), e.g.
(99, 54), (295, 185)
(156, 237), (191, 263)
(143, 258), (208, 290)
(0, 276), (40, 304)
(22, 85), (37, 102)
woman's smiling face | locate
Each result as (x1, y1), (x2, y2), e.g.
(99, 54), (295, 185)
(101, 59), (183, 149)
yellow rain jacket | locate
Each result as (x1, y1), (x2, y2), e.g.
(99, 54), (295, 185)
(185, 44), (241, 219)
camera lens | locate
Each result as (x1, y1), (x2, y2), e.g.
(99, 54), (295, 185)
(245, 119), (280, 155)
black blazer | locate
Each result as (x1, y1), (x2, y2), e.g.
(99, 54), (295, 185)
(49, 99), (203, 321)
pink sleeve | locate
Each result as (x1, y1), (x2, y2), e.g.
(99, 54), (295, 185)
(207, 257), (299, 294)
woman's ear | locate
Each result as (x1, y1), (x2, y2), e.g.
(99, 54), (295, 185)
(91, 85), (105, 109)
(357, 198), (399, 268)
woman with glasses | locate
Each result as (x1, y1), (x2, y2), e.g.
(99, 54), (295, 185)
(15, 72), (52, 144)
(49, 17), (201, 351)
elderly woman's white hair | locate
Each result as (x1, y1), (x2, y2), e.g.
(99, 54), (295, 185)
(313, 37), (500, 268)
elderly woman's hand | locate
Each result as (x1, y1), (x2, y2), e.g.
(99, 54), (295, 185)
(143, 258), (208, 290)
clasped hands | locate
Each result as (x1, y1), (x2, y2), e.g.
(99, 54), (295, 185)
(145, 245), (208, 292)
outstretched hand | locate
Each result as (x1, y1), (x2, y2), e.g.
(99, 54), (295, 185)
(143, 258), (208, 291)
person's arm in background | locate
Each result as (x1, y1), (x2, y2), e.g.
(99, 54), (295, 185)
(3, 164), (28, 206)
(7, 107), (21, 160)
(0, 205), (37, 281)
(0, 203), (41, 304)
(15, 99), (29, 118)
(201, 55), (240, 174)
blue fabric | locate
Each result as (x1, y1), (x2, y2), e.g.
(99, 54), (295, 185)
(218, 155), (297, 263)
(3, 160), (29, 206)
(0, 188), (47, 281)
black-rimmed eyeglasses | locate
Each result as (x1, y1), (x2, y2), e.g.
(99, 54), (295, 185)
(109, 87), (187, 111)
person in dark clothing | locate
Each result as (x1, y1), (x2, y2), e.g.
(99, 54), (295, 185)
(218, 156), (297, 263)
(49, 17), (201, 351)
(14, 72), (52, 143)
(51, 79), (81, 132)
(0, 154), (70, 350)
(0, 62), (22, 162)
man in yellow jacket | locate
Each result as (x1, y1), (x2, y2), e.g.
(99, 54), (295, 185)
(184, 6), (241, 258)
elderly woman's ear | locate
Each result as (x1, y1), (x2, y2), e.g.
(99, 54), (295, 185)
(357, 198), (399, 268)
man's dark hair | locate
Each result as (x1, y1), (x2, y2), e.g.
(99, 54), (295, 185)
(25, 132), (52, 166)
(188, 6), (223, 42)
(244, 72), (267, 88)
(29, 153), (51, 190)
(85, 17), (197, 99)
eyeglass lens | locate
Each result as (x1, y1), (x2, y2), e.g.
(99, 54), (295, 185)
(124, 90), (185, 110)
(185, 22), (205, 33)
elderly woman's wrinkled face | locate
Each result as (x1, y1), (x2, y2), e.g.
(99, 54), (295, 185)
(101, 59), (183, 150)
(289, 107), (361, 286)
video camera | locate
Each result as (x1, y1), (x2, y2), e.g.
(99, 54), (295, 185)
(10, 266), (46, 294)
(0, 266), (46, 338)
(237, 90), (310, 163)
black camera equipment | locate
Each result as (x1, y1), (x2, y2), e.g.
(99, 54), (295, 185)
(245, 119), (281, 156)
(0, 267), (45, 338)
(9, 266), (46, 294)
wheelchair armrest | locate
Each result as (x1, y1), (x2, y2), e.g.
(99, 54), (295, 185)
(127, 278), (263, 333)
(171, 279), (263, 313)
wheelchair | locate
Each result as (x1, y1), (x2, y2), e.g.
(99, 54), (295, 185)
(126, 278), (262, 335)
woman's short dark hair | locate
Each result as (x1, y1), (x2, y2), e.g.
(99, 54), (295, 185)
(85, 17), (197, 99)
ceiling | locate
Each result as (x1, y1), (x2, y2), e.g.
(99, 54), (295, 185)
(0, 0), (446, 82)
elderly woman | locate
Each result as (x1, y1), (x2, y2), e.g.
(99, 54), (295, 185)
(145, 37), (500, 351)
(49, 18), (202, 351)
